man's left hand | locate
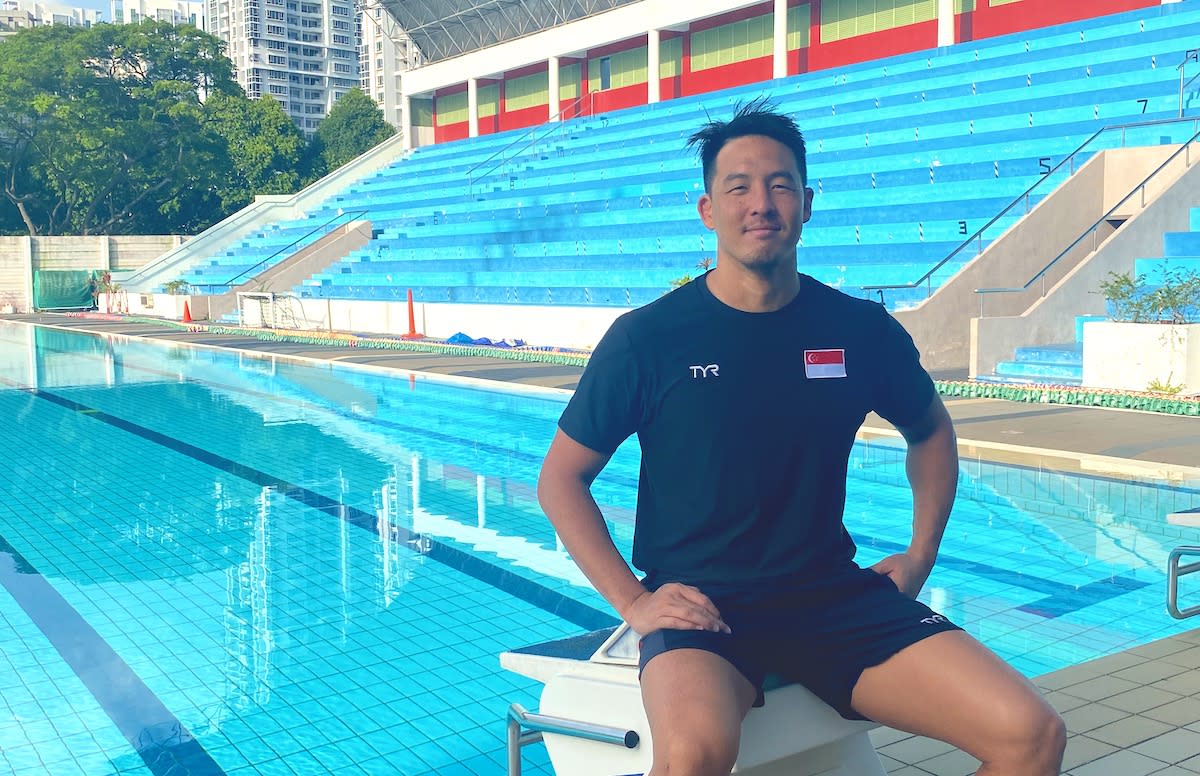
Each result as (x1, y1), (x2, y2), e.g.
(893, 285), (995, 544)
(870, 552), (934, 599)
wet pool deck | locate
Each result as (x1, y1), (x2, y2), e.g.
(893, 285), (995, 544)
(8, 312), (1200, 775)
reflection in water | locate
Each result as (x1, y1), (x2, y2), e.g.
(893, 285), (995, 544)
(222, 486), (274, 711)
(375, 461), (420, 608)
(5, 319), (1200, 776)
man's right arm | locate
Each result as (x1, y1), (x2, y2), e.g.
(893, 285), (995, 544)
(537, 429), (729, 635)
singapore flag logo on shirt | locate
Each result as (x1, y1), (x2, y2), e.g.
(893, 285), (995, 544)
(804, 349), (847, 379)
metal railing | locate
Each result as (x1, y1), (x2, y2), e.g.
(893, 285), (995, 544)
(860, 116), (1200, 305)
(211, 208), (369, 292)
(118, 197), (291, 289)
(466, 93), (592, 194)
(506, 703), (639, 776)
(974, 128), (1200, 316)
(1179, 48), (1199, 118)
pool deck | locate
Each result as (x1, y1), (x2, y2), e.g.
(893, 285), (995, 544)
(9, 312), (1200, 776)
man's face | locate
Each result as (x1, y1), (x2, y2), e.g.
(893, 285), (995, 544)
(697, 134), (813, 273)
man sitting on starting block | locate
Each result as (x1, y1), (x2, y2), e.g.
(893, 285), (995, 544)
(536, 99), (1066, 776)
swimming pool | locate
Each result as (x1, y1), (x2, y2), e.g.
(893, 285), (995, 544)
(1, 320), (1197, 775)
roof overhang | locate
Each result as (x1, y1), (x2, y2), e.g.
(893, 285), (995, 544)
(378, 0), (641, 64)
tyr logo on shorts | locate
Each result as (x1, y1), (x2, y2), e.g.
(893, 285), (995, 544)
(920, 615), (948, 625)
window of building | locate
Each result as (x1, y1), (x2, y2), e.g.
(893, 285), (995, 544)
(690, 14), (773, 72)
(505, 70), (549, 112)
(819, 0), (936, 44)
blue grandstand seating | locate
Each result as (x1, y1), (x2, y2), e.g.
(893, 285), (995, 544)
(169, 1), (1200, 311)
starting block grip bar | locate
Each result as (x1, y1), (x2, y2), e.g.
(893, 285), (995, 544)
(506, 703), (639, 776)
(1167, 546), (1200, 619)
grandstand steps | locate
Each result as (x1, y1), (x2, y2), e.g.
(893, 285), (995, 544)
(979, 343), (1085, 386)
(134, 1), (1200, 359)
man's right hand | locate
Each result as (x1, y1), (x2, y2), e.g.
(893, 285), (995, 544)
(623, 583), (731, 635)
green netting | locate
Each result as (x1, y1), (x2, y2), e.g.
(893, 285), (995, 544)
(33, 270), (101, 310)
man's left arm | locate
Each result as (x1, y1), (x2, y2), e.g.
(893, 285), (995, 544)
(870, 394), (958, 598)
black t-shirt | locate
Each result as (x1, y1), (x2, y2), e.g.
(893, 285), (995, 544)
(558, 272), (935, 594)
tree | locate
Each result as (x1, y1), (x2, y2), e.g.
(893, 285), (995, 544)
(313, 88), (395, 173)
(205, 92), (309, 214)
(0, 22), (241, 235)
(0, 24), (88, 234)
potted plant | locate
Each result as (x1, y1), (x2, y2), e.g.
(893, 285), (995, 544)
(1082, 267), (1200, 394)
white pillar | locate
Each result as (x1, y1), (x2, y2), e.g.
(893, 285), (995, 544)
(937, 0), (954, 47)
(467, 77), (479, 138)
(476, 474), (487, 528)
(21, 236), (33, 313)
(401, 92), (412, 151)
(773, 0), (788, 79)
(548, 55), (560, 119)
(647, 29), (660, 104)
(411, 454), (422, 512)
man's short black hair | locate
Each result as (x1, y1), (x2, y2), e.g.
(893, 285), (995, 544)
(687, 97), (807, 193)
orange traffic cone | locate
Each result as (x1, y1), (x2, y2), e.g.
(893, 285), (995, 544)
(182, 300), (192, 323)
(401, 289), (423, 340)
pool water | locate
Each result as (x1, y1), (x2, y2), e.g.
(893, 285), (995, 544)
(0, 321), (1197, 775)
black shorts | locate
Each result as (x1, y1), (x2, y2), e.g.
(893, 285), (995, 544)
(637, 565), (962, 720)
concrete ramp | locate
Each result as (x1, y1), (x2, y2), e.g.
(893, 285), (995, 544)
(969, 144), (1200, 379)
(194, 220), (372, 322)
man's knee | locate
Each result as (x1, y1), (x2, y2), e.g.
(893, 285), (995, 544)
(651, 730), (740, 776)
(987, 697), (1066, 771)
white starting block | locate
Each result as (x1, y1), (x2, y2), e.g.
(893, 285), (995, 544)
(500, 623), (887, 775)
(1167, 507), (1200, 619)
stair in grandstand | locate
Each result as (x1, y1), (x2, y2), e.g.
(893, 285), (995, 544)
(978, 201), (1200, 385)
(982, 342), (1086, 386)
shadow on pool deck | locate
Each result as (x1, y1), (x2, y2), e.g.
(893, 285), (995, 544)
(8, 312), (1200, 775)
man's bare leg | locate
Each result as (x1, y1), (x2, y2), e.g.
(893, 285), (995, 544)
(851, 631), (1065, 775)
(640, 647), (758, 776)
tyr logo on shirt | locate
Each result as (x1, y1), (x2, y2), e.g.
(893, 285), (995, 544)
(803, 349), (846, 379)
(689, 364), (720, 378)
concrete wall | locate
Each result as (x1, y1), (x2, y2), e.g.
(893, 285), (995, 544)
(895, 150), (1110, 371)
(971, 145), (1200, 378)
(895, 145), (1180, 373)
(1082, 321), (1200, 394)
(0, 235), (180, 313)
